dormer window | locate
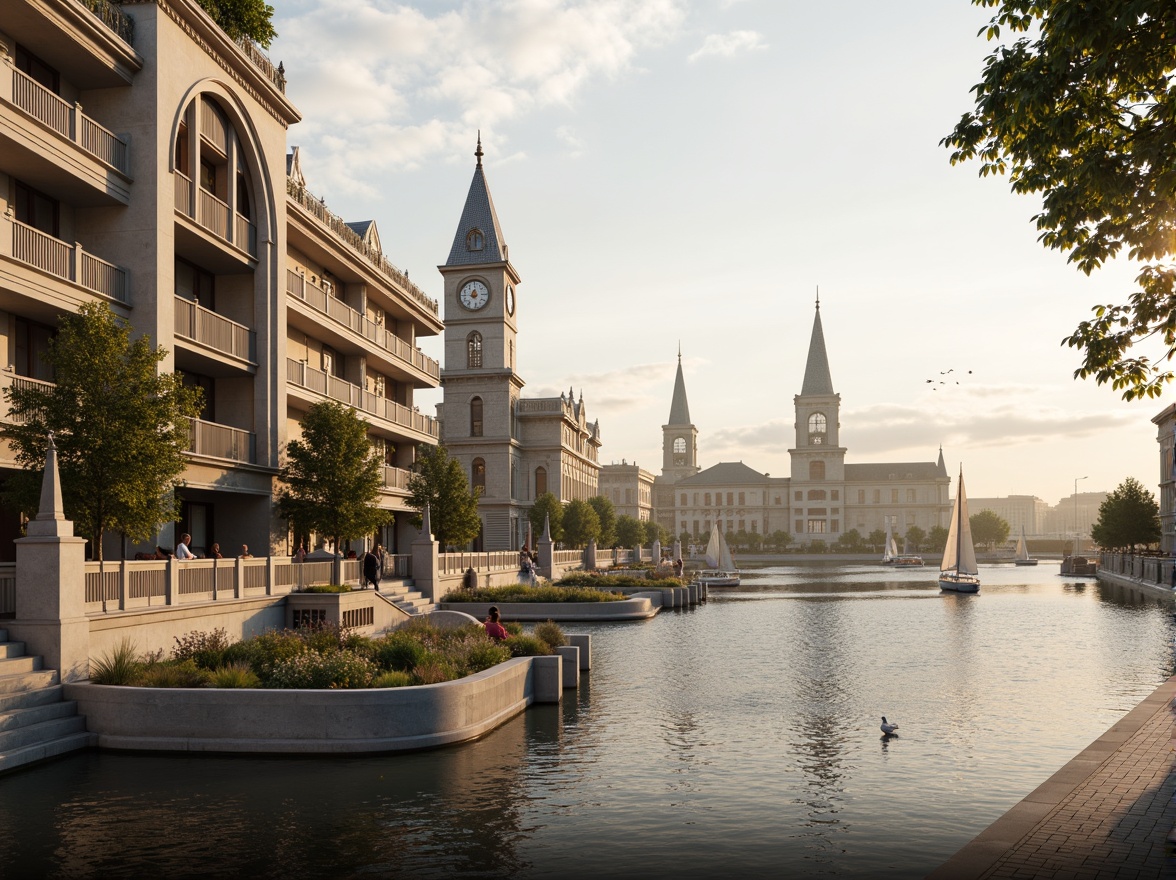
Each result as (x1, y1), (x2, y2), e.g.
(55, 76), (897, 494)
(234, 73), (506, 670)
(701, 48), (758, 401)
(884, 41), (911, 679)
(466, 228), (485, 251)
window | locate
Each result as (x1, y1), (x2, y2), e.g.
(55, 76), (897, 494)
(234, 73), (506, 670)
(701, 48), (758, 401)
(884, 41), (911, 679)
(180, 371), (215, 422)
(470, 397), (483, 437)
(680, 494), (687, 506)
(795, 519), (804, 533)
(472, 458), (486, 492)
(704, 493), (711, 506)
(831, 490), (839, 501)
(466, 228), (484, 251)
(858, 490), (865, 504)
(807, 519), (827, 534)
(673, 437), (686, 453)
(14, 181), (59, 237)
(807, 490), (827, 501)
(15, 45), (58, 93)
(535, 466), (547, 497)
(873, 489), (881, 504)
(832, 520), (839, 532)
(13, 317), (54, 382)
(726, 492), (733, 505)
(810, 461), (825, 481)
(808, 412), (826, 436)
(738, 520), (745, 532)
(907, 489), (916, 503)
(321, 346), (340, 377)
(738, 492), (745, 505)
(200, 158), (217, 193)
(891, 489), (899, 503)
(467, 332), (483, 368)
(693, 493), (699, 505)
(795, 491), (802, 501)
(236, 163), (252, 219)
(175, 258), (214, 308)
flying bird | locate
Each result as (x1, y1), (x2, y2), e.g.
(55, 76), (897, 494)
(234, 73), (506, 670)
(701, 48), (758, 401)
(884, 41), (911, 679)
(881, 716), (899, 736)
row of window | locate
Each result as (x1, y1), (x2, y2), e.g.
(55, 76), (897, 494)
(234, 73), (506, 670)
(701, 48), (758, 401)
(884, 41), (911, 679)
(469, 459), (549, 499)
(674, 487), (930, 508)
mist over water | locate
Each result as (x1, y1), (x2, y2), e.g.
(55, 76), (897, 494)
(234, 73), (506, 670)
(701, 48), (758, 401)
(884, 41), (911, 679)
(0, 564), (1170, 879)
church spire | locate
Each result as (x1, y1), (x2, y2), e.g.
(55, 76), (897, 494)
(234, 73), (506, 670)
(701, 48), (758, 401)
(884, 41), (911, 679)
(668, 350), (692, 424)
(445, 136), (507, 266)
(801, 298), (834, 395)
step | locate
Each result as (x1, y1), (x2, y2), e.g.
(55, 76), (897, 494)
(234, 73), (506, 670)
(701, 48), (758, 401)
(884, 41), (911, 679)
(0, 668), (58, 695)
(0, 656), (40, 676)
(0, 684), (67, 714)
(0, 642), (25, 660)
(0, 715), (86, 752)
(0, 700), (77, 732)
(0, 731), (94, 775)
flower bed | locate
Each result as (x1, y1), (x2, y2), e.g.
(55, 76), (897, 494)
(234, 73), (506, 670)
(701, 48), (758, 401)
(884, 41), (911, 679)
(442, 583), (626, 603)
(557, 572), (685, 590)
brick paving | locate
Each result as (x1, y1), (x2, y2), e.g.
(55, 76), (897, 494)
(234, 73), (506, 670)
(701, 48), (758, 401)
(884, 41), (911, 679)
(927, 676), (1176, 880)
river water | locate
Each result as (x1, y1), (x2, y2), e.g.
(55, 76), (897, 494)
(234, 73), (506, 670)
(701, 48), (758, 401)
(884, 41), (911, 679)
(0, 563), (1171, 879)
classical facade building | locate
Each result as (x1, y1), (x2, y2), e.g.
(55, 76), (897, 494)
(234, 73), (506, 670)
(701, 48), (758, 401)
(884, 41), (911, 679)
(437, 142), (600, 551)
(967, 495), (1050, 537)
(659, 302), (951, 545)
(0, 0), (441, 558)
(598, 461), (654, 522)
(1153, 405), (1175, 554)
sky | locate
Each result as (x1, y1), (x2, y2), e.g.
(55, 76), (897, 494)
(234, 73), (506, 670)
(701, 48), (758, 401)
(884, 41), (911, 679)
(268, 0), (1165, 508)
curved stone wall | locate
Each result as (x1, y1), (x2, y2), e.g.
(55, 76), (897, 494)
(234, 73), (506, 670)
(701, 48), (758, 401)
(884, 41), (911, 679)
(437, 597), (657, 621)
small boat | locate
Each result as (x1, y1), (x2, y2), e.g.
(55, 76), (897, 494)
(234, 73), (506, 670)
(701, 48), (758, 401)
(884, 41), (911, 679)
(881, 522), (898, 565)
(893, 537), (923, 567)
(939, 466), (980, 593)
(1013, 527), (1038, 566)
(696, 524), (739, 586)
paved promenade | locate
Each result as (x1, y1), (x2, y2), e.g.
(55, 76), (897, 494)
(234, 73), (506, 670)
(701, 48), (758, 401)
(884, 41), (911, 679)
(928, 674), (1176, 880)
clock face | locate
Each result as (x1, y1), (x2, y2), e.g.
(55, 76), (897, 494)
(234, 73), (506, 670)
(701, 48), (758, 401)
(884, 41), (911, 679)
(459, 280), (489, 310)
(506, 284), (515, 316)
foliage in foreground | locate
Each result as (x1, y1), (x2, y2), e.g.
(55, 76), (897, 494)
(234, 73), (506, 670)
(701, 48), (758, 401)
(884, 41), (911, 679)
(406, 444), (482, 548)
(557, 572), (684, 590)
(441, 584), (625, 603)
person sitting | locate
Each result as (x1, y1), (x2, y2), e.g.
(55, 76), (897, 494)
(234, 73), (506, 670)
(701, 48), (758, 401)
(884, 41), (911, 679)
(239, 544), (252, 559)
(463, 566), (478, 590)
(209, 543), (223, 559)
(154, 546), (171, 560)
(175, 533), (195, 560)
(483, 606), (508, 641)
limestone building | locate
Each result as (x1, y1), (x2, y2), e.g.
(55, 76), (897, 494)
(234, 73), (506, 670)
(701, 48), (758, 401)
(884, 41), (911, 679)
(967, 495), (1050, 537)
(598, 461), (655, 522)
(437, 142), (601, 551)
(0, 0), (441, 558)
(658, 301), (951, 545)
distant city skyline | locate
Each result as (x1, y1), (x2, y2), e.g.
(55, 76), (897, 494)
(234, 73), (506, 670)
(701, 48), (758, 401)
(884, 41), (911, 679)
(270, 0), (1159, 505)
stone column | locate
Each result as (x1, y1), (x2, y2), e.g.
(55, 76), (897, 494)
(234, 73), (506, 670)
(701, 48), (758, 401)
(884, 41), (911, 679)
(10, 437), (90, 682)
(585, 538), (597, 571)
(537, 514), (554, 580)
(411, 503), (440, 603)
(652, 539), (661, 566)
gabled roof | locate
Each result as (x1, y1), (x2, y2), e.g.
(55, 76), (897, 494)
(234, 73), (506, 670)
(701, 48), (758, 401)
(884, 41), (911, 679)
(801, 300), (835, 395)
(667, 353), (692, 425)
(445, 137), (507, 267)
(346, 220), (381, 252)
(843, 462), (946, 482)
(677, 461), (767, 486)
(286, 146), (305, 188)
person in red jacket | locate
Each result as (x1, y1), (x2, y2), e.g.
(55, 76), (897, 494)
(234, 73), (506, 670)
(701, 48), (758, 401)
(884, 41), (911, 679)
(484, 606), (508, 641)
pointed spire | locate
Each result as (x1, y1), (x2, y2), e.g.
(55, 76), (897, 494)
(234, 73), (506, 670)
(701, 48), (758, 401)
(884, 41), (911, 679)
(668, 350), (692, 424)
(445, 137), (506, 266)
(936, 446), (947, 477)
(27, 432), (71, 537)
(800, 299), (835, 395)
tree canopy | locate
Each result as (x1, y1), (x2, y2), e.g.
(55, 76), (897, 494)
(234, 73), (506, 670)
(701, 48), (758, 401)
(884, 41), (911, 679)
(405, 444), (481, 549)
(926, 525), (950, 555)
(527, 492), (563, 545)
(587, 495), (617, 546)
(196, 0), (277, 47)
(2, 302), (203, 559)
(615, 514), (645, 548)
(1090, 476), (1160, 550)
(277, 402), (389, 553)
(943, 1), (1176, 399)
(970, 509), (1010, 550)
(562, 499), (600, 549)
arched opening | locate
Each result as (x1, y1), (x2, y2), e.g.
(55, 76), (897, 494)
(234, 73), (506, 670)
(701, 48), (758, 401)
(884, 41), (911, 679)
(535, 466), (547, 497)
(467, 332), (482, 368)
(470, 396), (483, 437)
(472, 458), (486, 492)
(808, 412), (827, 445)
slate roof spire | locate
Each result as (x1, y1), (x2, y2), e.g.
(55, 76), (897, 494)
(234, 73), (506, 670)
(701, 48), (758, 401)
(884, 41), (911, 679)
(446, 135), (507, 266)
(801, 293), (835, 395)
(668, 349), (692, 424)
(936, 446), (948, 477)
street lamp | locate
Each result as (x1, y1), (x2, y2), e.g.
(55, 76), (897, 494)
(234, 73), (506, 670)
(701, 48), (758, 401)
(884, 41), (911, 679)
(1074, 476), (1088, 552)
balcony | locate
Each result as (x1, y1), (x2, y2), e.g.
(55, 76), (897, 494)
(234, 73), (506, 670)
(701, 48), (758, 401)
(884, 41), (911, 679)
(4, 214), (129, 303)
(75, 0), (136, 46)
(7, 65), (130, 176)
(286, 270), (440, 383)
(174, 171), (258, 260)
(382, 465), (411, 495)
(187, 417), (256, 465)
(0, 373), (54, 425)
(286, 358), (438, 440)
(173, 296), (256, 367)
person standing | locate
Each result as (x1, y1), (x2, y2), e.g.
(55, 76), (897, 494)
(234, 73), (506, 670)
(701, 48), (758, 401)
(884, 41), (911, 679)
(175, 533), (195, 560)
(362, 547), (381, 591)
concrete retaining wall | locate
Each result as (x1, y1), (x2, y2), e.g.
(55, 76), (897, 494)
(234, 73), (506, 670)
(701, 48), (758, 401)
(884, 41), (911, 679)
(88, 596), (288, 659)
(438, 597), (657, 621)
(64, 654), (565, 754)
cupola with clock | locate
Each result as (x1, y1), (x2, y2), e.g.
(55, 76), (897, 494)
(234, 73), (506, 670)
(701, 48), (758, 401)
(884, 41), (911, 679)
(790, 295), (846, 483)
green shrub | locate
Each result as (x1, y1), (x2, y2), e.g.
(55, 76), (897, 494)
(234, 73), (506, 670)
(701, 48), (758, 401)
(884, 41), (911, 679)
(300, 584), (352, 593)
(236, 630), (307, 681)
(558, 572), (681, 590)
(209, 662), (261, 688)
(370, 670), (413, 688)
(461, 640), (512, 674)
(533, 620), (567, 650)
(504, 634), (551, 657)
(89, 638), (141, 685)
(371, 631), (429, 672)
(412, 656), (458, 685)
(138, 659), (210, 688)
(504, 621), (524, 637)
(268, 650), (375, 689)
(300, 622), (351, 655)
(442, 584), (623, 603)
(172, 628), (231, 669)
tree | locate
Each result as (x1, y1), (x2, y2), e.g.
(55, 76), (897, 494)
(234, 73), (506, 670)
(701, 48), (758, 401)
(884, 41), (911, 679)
(405, 444), (481, 549)
(1091, 477), (1161, 550)
(196, 0), (277, 47)
(527, 492), (563, 544)
(927, 525), (950, 555)
(278, 401), (389, 553)
(615, 515), (645, 547)
(770, 530), (793, 552)
(678, 531), (692, 548)
(644, 519), (669, 546)
(1, 302), (203, 560)
(808, 539), (828, 554)
(904, 526), (926, 553)
(969, 509), (1010, 550)
(562, 499), (600, 549)
(587, 495), (617, 546)
(867, 529), (887, 553)
(944, 1), (1176, 400)
(837, 529), (864, 552)
(746, 530), (763, 553)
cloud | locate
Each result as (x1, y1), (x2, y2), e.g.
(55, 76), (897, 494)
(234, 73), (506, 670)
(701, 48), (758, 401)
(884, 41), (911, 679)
(273, 0), (687, 193)
(528, 359), (681, 414)
(687, 30), (767, 63)
(556, 125), (586, 158)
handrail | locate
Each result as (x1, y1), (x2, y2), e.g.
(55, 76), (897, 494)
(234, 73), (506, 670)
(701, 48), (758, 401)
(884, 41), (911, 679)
(286, 358), (438, 438)
(174, 295), (256, 363)
(187, 417), (256, 464)
(74, 0), (135, 45)
(10, 217), (129, 303)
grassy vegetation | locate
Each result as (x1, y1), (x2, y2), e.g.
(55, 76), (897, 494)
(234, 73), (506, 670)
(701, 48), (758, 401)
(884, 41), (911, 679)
(441, 583), (625, 603)
(556, 572), (685, 590)
(299, 584), (353, 594)
(86, 618), (569, 690)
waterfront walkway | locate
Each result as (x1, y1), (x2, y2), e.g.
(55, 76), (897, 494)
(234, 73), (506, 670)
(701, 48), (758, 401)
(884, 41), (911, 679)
(928, 674), (1176, 879)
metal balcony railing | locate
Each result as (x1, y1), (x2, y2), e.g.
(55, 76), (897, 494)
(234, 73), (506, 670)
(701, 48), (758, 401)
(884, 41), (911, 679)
(9, 217), (129, 303)
(174, 296), (256, 363)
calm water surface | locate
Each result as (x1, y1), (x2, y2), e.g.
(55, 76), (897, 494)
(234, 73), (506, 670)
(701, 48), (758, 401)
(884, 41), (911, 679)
(0, 563), (1172, 879)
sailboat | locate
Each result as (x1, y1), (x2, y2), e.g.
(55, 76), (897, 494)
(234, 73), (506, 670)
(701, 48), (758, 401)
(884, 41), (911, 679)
(1013, 527), (1038, 566)
(697, 524), (740, 586)
(881, 522), (897, 564)
(939, 467), (980, 592)
(894, 536), (924, 567)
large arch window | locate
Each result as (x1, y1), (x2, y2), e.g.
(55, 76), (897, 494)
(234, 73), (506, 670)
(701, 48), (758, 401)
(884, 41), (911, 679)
(809, 460), (826, 481)
(808, 412), (827, 445)
(535, 466), (547, 497)
(470, 396), (483, 437)
(472, 458), (486, 492)
(467, 332), (483, 368)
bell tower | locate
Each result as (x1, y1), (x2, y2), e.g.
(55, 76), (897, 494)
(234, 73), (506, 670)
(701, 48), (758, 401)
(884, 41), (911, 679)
(662, 349), (699, 480)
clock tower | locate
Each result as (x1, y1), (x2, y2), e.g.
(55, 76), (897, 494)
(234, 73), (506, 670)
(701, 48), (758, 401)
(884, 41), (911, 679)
(438, 137), (524, 549)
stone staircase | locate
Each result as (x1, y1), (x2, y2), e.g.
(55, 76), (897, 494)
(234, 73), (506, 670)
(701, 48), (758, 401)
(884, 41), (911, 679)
(0, 630), (94, 774)
(378, 581), (435, 616)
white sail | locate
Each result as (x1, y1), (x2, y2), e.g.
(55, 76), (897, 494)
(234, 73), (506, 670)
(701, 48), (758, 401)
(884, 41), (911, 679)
(704, 525), (734, 570)
(942, 470), (978, 576)
(883, 522), (895, 561)
(1015, 529), (1028, 561)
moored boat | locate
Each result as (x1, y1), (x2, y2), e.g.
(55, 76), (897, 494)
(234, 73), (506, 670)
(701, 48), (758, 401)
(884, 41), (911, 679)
(1013, 527), (1038, 566)
(697, 524), (740, 586)
(940, 467), (980, 592)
